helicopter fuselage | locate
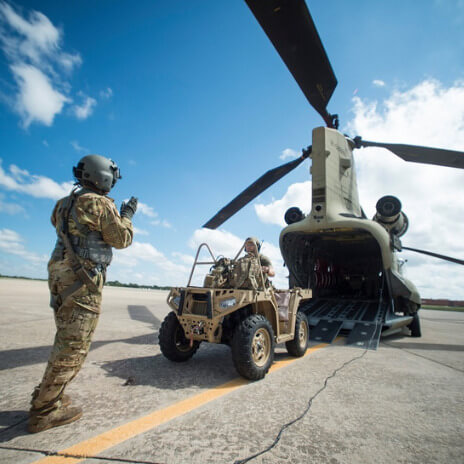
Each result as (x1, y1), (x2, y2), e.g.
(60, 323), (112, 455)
(280, 127), (420, 345)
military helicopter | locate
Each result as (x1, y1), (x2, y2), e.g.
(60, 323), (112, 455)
(202, 0), (464, 349)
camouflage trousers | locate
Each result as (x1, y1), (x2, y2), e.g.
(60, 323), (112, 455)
(30, 259), (103, 415)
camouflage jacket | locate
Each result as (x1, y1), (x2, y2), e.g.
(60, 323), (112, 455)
(50, 189), (133, 267)
(257, 253), (272, 268)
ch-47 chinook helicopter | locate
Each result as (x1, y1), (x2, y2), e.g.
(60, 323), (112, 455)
(202, 0), (464, 349)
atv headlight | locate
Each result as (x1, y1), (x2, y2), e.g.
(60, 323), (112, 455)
(219, 297), (236, 309)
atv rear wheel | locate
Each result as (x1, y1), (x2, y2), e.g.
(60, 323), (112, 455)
(159, 312), (200, 362)
(231, 314), (275, 380)
(408, 312), (422, 337)
(286, 311), (309, 357)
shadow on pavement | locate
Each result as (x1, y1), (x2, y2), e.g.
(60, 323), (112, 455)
(127, 305), (161, 329)
(99, 344), (238, 390)
(0, 305), (161, 371)
(383, 341), (464, 351)
(0, 333), (157, 371)
(0, 411), (29, 443)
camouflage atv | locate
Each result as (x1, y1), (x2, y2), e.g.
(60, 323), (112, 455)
(159, 242), (312, 380)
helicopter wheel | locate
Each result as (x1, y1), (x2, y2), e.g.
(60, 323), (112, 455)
(408, 312), (422, 337)
(286, 311), (309, 357)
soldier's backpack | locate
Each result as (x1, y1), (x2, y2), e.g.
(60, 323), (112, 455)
(203, 257), (233, 288)
(229, 255), (263, 290)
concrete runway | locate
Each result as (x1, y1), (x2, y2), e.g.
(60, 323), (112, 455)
(0, 278), (463, 464)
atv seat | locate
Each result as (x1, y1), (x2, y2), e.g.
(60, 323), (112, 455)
(275, 291), (290, 321)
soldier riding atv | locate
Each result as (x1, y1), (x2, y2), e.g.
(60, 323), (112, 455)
(159, 239), (312, 380)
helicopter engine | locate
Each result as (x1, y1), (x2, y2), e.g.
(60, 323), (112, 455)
(284, 207), (305, 225)
(373, 195), (409, 238)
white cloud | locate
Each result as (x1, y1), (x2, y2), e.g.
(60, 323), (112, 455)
(280, 148), (299, 160)
(0, 159), (74, 199)
(72, 94), (96, 120)
(189, 228), (245, 258)
(0, 1), (95, 127)
(347, 79), (464, 147)
(133, 226), (149, 236)
(0, 228), (47, 263)
(0, 2), (57, 63)
(58, 51), (81, 71)
(0, 1), (81, 69)
(188, 228), (288, 288)
(70, 140), (88, 153)
(99, 87), (113, 99)
(151, 219), (173, 228)
(111, 240), (191, 286)
(172, 251), (194, 266)
(136, 201), (157, 218)
(254, 181), (311, 226)
(0, 192), (24, 214)
(372, 79), (386, 87)
(346, 79), (464, 298)
(136, 201), (173, 229)
(10, 63), (70, 127)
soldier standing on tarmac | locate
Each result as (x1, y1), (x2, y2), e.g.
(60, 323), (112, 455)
(29, 154), (138, 433)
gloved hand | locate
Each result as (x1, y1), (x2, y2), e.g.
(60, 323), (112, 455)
(120, 196), (138, 220)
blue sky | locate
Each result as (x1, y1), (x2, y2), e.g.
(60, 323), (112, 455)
(1, 0), (463, 298)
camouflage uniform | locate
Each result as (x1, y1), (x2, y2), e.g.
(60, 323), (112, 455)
(30, 189), (133, 419)
(253, 252), (273, 288)
(231, 252), (273, 290)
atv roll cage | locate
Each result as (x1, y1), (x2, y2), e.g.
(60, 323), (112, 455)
(187, 241), (269, 293)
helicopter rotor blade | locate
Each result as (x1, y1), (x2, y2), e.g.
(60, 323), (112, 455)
(402, 246), (464, 266)
(355, 138), (464, 169)
(203, 147), (311, 229)
(245, 0), (337, 127)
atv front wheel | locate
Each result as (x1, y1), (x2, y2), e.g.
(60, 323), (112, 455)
(232, 314), (275, 380)
(286, 311), (309, 357)
(159, 312), (200, 362)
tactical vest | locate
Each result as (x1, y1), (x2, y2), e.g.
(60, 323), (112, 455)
(229, 255), (263, 290)
(51, 191), (113, 266)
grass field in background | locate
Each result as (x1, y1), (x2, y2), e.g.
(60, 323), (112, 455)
(422, 305), (464, 312)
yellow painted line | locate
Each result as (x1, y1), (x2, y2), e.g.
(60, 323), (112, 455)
(33, 343), (328, 464)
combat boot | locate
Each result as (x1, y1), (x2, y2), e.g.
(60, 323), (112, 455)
(28, 405), (83, 433)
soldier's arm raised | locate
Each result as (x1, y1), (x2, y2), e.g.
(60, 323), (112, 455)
(100, 198), (134, 249)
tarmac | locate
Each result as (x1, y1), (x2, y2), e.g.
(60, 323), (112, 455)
(0, 277), (463, 464)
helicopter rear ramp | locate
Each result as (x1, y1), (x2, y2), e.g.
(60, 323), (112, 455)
(300, 298), (387, 349)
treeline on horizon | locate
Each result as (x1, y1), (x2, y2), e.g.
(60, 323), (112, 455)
(0, 274), (170, 290)
(105, 280), (171, 290)
(1, 275), (463, 299)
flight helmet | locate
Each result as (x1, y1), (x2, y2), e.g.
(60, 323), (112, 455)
(73, 154), (121, 193)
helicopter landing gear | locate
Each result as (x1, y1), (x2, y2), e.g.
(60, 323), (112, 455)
(408, 312), (422, 337)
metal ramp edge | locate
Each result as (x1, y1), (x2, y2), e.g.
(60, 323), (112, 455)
(310, 320), (343, 344)
(301, 298), (387, 350)
(345, 322), (382, 350)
